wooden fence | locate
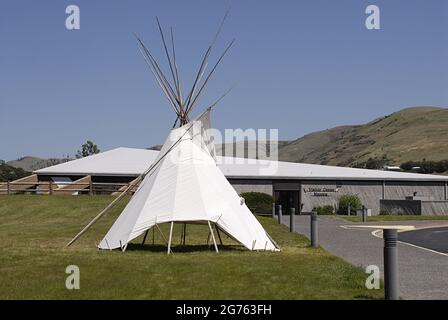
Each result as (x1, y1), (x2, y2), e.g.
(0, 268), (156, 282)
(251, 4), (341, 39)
(0, 181), (139, 196)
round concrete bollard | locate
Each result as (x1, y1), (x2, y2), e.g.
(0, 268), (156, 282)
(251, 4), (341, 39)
(290, 208), (295, 232)
(384, 229), (399, 300)
(277, 205), (282, 224)
(362, 206), (367, 222)
(310, 212), (318, 247)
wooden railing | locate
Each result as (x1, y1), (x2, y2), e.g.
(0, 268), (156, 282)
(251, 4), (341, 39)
(0, 181), (140, 196)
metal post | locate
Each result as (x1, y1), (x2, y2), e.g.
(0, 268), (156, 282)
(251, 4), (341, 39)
(49, 181), (53, 195)
(310, 212), (318, 247)
(290, 208), (295, 232)
(7, 181), (10, 195)
(347, 203), (350, 216)
(383, 229), (399, 300)
(272, 203), (276, 219)
(277, 205), (282, 224)
(362, 206), (367, 222)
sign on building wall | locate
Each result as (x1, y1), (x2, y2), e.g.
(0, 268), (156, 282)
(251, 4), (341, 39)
(304, 187), (340, 197)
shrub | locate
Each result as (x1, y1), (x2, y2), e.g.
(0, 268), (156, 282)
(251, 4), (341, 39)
(240, 192), (273, 215)
(0, 163), (31, 182)
(400, 159), (448, 174)
(313, 205), (335, 215)
(338, 194), (362, 215)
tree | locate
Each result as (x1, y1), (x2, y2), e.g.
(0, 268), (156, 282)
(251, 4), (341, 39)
(76, 141), (100, 158)
(0, 163), (30, 182)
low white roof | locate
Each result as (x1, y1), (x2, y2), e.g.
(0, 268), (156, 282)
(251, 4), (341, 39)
(35, 147), (160, 176)
(35, 147), (448, 181)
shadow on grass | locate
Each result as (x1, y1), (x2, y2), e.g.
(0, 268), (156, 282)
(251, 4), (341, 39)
(126, 243), (245, 253)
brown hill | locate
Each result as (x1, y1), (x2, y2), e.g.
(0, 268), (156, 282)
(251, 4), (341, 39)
(278, 106), (448, 166)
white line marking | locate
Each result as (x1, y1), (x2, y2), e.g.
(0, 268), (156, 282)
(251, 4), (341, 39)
(340, 225), (415, 231)
(398, 241), (448, 257)
(371, 229), (448, 257)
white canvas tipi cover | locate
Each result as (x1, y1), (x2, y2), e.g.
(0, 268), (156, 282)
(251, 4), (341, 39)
(98, 110), (278, 251)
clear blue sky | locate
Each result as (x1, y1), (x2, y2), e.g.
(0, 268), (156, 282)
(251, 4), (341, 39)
(1, 0), (447, 161)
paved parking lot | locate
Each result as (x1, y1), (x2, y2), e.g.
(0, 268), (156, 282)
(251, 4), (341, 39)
(399, 226), (448, 254)
(281, 215), (448, 300)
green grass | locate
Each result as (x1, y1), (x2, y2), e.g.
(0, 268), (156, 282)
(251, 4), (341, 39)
(341, 215), (448, 222)
(0, 195), (383, 299)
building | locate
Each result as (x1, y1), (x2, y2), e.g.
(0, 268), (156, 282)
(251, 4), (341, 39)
(33, 147), (448, 216)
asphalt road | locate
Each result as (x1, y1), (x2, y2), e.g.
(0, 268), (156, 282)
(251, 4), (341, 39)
(282, 215), (448, 299)
(399, 227), (448, 254)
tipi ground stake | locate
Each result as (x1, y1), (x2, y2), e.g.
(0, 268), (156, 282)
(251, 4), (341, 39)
(167, 222), (174, 255)
(208, 221), (219, 253)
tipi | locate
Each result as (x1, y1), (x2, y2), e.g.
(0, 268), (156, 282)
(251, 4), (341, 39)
(67, 13), (279, 252)
(98, 109), (278, 252)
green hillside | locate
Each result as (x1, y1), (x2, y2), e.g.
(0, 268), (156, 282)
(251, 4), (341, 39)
(7, 156), (70, 172)
(279, 107), (448, 167)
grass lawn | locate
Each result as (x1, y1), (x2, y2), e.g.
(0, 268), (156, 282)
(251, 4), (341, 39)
(0, 195), (383, 299)
(341, 215), (448, 222)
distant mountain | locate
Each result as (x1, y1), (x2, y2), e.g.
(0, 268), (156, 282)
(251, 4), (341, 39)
(7, 156), (71, 172)
(278, 107), (448, 166)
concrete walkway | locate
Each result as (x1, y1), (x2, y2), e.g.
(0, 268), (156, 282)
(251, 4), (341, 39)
(280, 215), (448, 300)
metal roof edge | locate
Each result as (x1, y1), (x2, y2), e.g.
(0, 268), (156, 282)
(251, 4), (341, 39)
(225, 175), (448, 182)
